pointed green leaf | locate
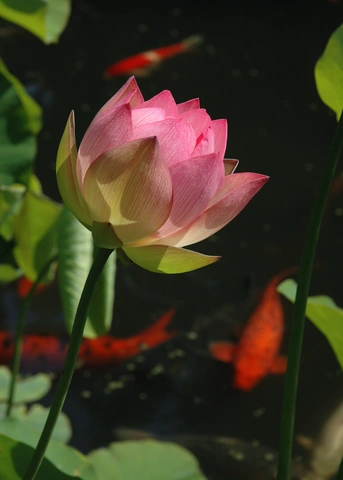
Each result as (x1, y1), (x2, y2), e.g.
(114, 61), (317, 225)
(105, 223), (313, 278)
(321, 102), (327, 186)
(58, 207), (117, 338)
(13, 190), (61, 281)
(278, 279), (343, 369)
(0, 59), (42, 186)
(83, 440), (208, 480)
(0, 0), (71, 44)
(0, 434), (80, 480)
(315, 23), (343, 120)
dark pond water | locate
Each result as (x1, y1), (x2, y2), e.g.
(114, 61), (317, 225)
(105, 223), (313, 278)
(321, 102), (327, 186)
(1, 0), (343, 478)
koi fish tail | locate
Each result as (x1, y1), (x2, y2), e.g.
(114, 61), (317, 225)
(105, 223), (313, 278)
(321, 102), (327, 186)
(136, 308), (177, 345)
(267, 266), (297, 292)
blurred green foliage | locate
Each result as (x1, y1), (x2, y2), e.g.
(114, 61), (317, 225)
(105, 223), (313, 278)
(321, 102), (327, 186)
(278, 279), (343, 371)
(0, 0), (71, 44)
(315, 23), (343, 121)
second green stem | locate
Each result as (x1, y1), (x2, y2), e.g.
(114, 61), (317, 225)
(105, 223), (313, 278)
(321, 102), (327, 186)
(276, 111), (343, 480)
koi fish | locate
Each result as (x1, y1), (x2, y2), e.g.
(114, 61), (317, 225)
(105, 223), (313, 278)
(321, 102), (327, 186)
(103, 34), (204, 78)
(0, 308), (176, 373)
(209, 268), (295, 391)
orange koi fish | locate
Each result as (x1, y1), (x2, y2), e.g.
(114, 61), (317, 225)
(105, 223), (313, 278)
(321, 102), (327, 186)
(210, 269), (295, 391)
(0, 308), (176, 373)
(103, 34), (204, 78)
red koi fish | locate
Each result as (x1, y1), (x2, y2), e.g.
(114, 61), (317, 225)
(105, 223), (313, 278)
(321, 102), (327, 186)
(210, 269), (295, 391)
(103, 34), (204, 78)
(0, 308), (176, 373)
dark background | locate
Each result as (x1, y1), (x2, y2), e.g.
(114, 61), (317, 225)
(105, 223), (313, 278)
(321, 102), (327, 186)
(1, 0), (343, 478)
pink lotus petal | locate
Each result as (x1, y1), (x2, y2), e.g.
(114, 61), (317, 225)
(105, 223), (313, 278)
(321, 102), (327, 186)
(191, 125), (215, 157)
(136, 90), (178, 118)
(155, 152), (224, 238)
(177, 98), (200, 113)
(131, 107), (166, 127)
(133, 118), (197, 167)
(77, 103), (133, 186)
(179, 108), (211, 138)
(208, 171), (265, 207)
(211, 119), (228, 160)
(149, 173), (268, 247)
(95, 77), (144, 120)
(122, 244), (220, 274)
(224, 159), (239, 175)
(82, 137), (173, 245)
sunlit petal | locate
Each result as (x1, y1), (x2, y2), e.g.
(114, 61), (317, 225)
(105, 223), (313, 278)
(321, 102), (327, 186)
(179, 108), (211, 138)
(133, 118), (197, 167)
(136, 90), (178, 117)
(77, 103), (133, 186)
(83, 137), (172, 244)
(131, 107), (166, 127)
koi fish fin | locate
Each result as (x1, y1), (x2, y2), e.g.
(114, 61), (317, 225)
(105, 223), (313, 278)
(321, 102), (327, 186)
(136, 308), (177, 346)
(209, 342), (236, 363)
(269, 355), (287, 374)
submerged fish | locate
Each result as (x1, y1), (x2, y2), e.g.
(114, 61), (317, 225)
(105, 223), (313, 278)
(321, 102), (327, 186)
(103, 34), (204, 78)
(116, 395), (343, 480)
(210, 268), (295, 391)
(115, 428), (306, 480)
(0, 308), (176, 372)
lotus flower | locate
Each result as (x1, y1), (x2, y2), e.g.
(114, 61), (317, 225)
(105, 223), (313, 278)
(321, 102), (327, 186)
(56, 77), (268, 274)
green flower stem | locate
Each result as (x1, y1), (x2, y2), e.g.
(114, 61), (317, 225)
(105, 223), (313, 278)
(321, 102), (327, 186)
(6, 255), (57, 418)
(276, 111), (343, 480)
(23, 247), (114, 480)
